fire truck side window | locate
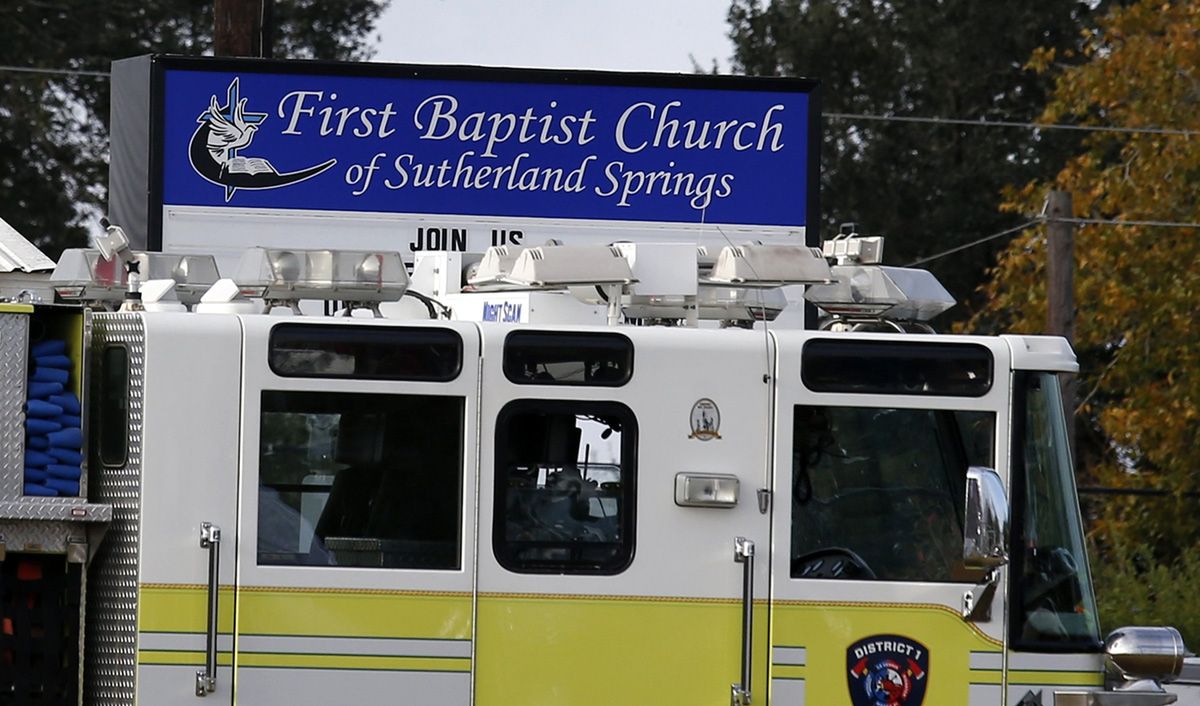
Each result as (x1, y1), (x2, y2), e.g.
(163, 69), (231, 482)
(1010, 372), (1102, 650)
(269, 324), (462, 381)
(790, 405), (995, 582)
(97, 345), (129, 467)
(503, 331), (633, 386)
(257, 391), (464, 570)
(493, 400), (636, 574)
(802, 340), (993, 397)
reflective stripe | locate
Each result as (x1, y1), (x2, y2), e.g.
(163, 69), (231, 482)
(238, 634), (471, 658)
(139, 631), (233, 653)
(237, 653), (470, 672)
(772, 646), (807, 666)
(970, 650), (1004, 670)
(1008, 652), (1102, 671)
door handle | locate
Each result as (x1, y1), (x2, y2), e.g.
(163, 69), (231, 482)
(732, 537), (755, 706)
(195, 522), (221, 697)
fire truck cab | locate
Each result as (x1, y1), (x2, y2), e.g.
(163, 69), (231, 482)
(0, 236), (1190, 706)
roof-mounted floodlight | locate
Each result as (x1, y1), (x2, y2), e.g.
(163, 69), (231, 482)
(51, 249), (220, 309)
(233, 248), (408, 316)
(804, 264), (956, 330)
(704, 244), (834, 287)
(94, 218), (131, 261)
(467, 245), (526, 289)
(505, 245), (635, 288)
(823, 233), (884, 265)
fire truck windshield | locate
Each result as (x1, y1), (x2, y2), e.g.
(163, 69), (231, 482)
(1010, 372), (1102, 650)
(790, 405), (995, 583)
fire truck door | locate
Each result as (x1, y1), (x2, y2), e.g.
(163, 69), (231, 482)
(769, 333), (1012, 706)
(473, 327), (773, 706)
(232, 318), (480, 705)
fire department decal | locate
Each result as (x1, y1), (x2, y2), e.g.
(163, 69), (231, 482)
(846, 634), (929, 706)
(188, 77), (336, 201)
(688, 398), (721, 440)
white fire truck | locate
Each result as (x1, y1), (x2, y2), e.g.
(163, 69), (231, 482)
(0, 229), (1193, 706)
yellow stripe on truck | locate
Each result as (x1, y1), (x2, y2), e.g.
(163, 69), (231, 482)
(139, 584), (236, 633)
(138, 650), (233, 667)
(236, 585), (473, 639)
(1008, 670), (1104, 687)
(474, 593), (769, 706)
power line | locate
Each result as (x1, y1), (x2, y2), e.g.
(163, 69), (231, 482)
(906, 215), (1200, 267)
(0, 64), (110, 79)
(906, 220), (1040, 267)
(826, 111), (1200, 138)
(1, 63), (1199, 138)
(1058, 216), (1200, 229)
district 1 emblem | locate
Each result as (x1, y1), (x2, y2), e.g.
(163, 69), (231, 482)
(688, 398), (721, 440)
(846, 634), (929, 706)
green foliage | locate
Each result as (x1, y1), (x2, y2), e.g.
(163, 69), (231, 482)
(975, 0), (1200, 642)
(1091, 534), (1200, 649)
(0, 0), (387, 258)
(726, 0), (1104, 308)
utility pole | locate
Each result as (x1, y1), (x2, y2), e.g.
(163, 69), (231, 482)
(1046, 190), (1076, 455)
(214, 0), (274, 57)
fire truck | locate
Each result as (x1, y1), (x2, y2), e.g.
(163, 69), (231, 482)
(0, 223), (1193, 706)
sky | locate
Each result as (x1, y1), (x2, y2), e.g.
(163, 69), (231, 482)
(372, 0), (736, 73)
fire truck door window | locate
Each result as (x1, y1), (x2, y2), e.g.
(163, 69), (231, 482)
(96, 345), (129, 467)
(268, 324), (463, 381)
(1010, 372), (1101, 650)
(256, 390), (464, 570)
(493, 400), (636, 574)
(790, 406), (995, 582)
(502, 331), (633, 386)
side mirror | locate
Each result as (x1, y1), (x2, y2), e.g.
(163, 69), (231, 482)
(963, 466), (1009, 570)
(1105, 626), (1188, 685)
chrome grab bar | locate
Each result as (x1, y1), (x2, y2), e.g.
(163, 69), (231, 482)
(195, 522), (221, 697)
(732, 536), (755, 706)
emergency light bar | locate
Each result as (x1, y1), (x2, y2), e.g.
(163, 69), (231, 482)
(51, 249), (219, 307)
(233, 248), (408, 315)
(804, 264), (955, 323)
(699, 285), (787, 322)
(704, 244), (834, 287)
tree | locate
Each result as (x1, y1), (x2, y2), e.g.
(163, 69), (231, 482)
(727, 0), (1104, 309)
(973, 0), (1200, 644)
(0, 0), (388, 258)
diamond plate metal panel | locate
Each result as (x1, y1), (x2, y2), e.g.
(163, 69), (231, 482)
(0, 313), (29, 500)
(84, 314), (144, 706)
(0, 500), (112, 522)
(0, 520), (86, 555)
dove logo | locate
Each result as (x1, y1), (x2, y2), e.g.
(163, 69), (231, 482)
(188, 77), (336, 201)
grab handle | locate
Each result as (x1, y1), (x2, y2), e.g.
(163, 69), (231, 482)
(731, 537), (755, 706)
(195, 522), (221, 697)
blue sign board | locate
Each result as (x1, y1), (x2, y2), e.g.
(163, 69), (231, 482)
(110, 57), (818, 250)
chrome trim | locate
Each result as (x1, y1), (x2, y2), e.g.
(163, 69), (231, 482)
(1106, 626), (1188, 684)
(963, 465), (1009, 570)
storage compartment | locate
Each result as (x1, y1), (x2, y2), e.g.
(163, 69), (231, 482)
(0, 554), (83, 705)
(22, 307), (88, 499)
